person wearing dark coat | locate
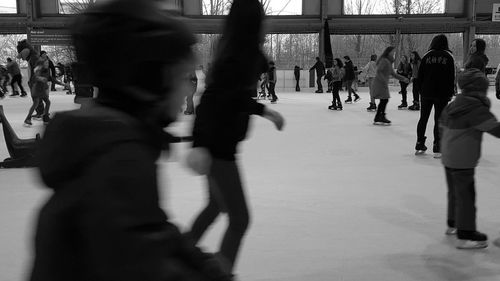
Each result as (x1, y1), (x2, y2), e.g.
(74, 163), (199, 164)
(267, 60), (278, 102)
(310, 56), (325, 93)
(343, 56), (360, 103)
(28, 1), (233, 281)
(185, 0), (284, 276)
(408, 51), (422, 110)
(396, 54), (412, 109)
(184, 70), (197, 115)
(6, 57), (27, 96)
(465, 38), (489, 74)
(294, 65), (301, 91)
(414, 34), (455, 156)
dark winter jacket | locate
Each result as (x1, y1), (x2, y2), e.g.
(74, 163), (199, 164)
(397, 61), (412, 78)
(465, 53), (489, 73)
(310, 60), (325, 76)
(192, 0), (266, 161)
(440, 69), (500, 169)
(31, 104), (230, 281)
(31, 63), (50, 98)
(343, 60), (355, 81)
(6, 61), (21, 76)
(268, 66), (276, 83)
(416, 49), (455, 101)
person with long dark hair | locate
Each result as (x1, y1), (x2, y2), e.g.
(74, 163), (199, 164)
(408, 51), (422, 111)
(465, 38), (488, 73)
(396, 54), (412, 109)
(328, 58), (344, 110)
(414, 34), (455, 156)
(370, 46), (409, 125)
(185, 0), (285, 276)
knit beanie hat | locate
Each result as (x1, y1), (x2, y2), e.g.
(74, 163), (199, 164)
(457, 68), (489, 93)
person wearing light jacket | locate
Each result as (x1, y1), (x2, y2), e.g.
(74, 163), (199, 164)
(440, 65), (500, 249)
(363, 54), (377, 111)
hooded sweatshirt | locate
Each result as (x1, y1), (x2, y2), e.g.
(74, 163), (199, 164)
(440, 69), (500, 169)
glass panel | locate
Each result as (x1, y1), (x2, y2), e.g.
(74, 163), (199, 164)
(475, 35), (500, 70)
(59, 0), (94, 14)
(0, 0), (17, 13)
(202, 0), (302, 15)
(344, 0), (445, 15)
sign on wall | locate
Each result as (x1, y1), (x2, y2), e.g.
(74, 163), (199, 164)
(493, 3), (500, 21)
(29, 29), (72, 46)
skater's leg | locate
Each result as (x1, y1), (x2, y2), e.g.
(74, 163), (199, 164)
(333, 81), (342, 107)
(42, 95), (51, 116)
(445, 167), (456, 228)
(210, 159), (249, 271)
(452, 168), (477, 231)
(316, 76), (323, 92)
(412, 82), (419, 104)
(376, 99), (388, 115)
(368, 78), (375, 104)
(417, 98), (432, 140)
(26, 97), (41, 122)
(269, 82), (277, 101)
(400, 82), (408, 104)
(16, 75), (26, 94)
(433, 100), (448, 144)
(187, 176), (222, 243)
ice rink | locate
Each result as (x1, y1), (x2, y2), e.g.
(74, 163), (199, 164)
(1, 87), (500, 281)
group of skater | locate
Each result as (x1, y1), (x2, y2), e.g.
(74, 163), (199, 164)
(257, 60), (278, 103)
(13, 1), (500, 281)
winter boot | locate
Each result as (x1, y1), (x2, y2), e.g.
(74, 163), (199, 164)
(408, 101), (420, 111)
(366, 102), (377, 112)
(456, 230), (488, 249)
(415, 137), (427, 155)
(373, 113), (391, 126)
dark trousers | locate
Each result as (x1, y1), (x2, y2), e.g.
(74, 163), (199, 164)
(445, 167), (476, 231)
(187, 158), (249, 271)
(267, 82), (277, 101)
(331, 81), (342, 106)
(295, 77), (300, 91)
(416, 98), (448, 143)
(346, 80), (358, 98)
(27, 95), (50, 120)
(411, 81), (420, 104)
(10, 74), (26, 94)
(399, 81), (409, 103)
(316, 75), (323, 91)
(376, 98), (389, 115)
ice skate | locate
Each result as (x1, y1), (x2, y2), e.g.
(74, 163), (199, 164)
(456, 231), (488, 249)
(408, 102), (420, 111)
(354, 95), (361, 102)
(315, 89), (323, 93)
(366, 103), (377, 112)
(445, 227), (457, 235)
(345, 97), (353, 104)
(20, 92), (27, 97)
(397, 102), (408, 110)
(336, 105), (343, 111)
(373, 113), (391, 126)
(415, 137), (427, 155)
(328, 103), (337, 110)
(23, 118), (32, 127)
(9, 91), (19, 97)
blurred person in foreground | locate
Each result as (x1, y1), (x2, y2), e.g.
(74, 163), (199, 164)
(28, 0), (232, 280)
(185, 0), (285, 277)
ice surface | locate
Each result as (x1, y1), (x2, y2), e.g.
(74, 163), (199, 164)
(1, 87), (500, 281)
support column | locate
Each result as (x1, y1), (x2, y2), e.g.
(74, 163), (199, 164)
(463, 0), (476, 66)
(318, 0), (328, 61)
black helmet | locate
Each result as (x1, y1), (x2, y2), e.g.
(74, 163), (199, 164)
(72, 0), (196, 107)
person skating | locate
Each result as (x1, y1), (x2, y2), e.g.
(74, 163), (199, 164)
(310, 56), (325, 93)
(258, 71), (267, 99)
(363, 54), (377, 111)
(0, 65), (10, 96)
(267, 60), (278, 103)
(408, 51), (422, 111)
(184, 70), (197, 115)
(324, 68), (333, 93)
(23, 58), (51, 126)
(328, 58), (344, 110)
(414, 34), (455, 156)
(185, 0), (285, 276)
(6, 58), (27, 97)
(396, 54), (412, 109)
(371, 47), (409, 125)
(343, 56), (360, 103)
(17, 40), (45, 119)
(294, 65), (301, 91)
(28, 1), (233, 280)
(465, 38), (488, 74)
(440, 66), (500, 249)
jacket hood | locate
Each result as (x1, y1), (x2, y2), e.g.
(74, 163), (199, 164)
(445, 91), (491, 119)
(457, 68), (489, 93)
(37, 105), (166, 190)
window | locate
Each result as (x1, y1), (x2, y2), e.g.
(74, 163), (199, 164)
(202, 0), (302, 15)
(344, 0), (445, 15)
(59, 0), (94, 14)
(0, 0), (17, 13)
